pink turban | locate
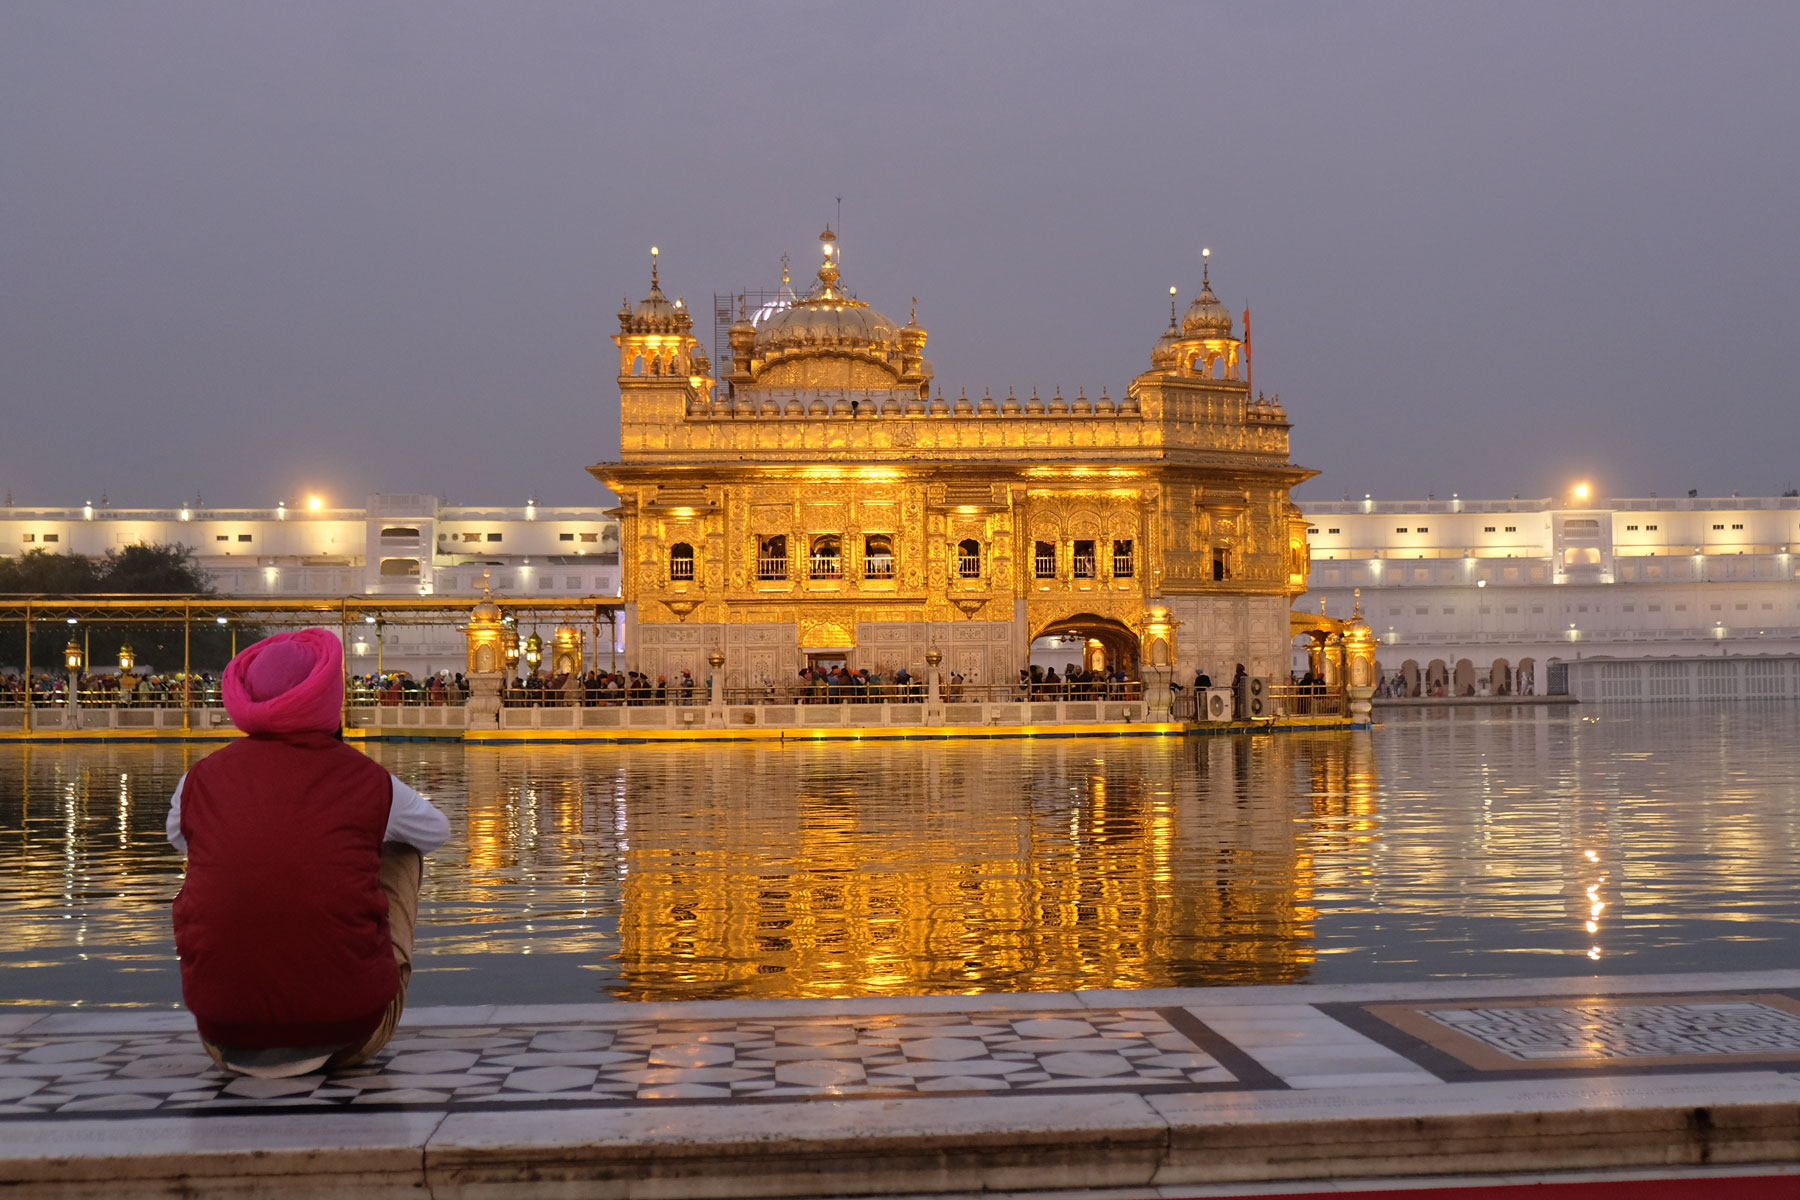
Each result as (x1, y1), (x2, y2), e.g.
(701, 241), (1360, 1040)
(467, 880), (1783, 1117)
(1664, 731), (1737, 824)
(223, 629), (344, 735)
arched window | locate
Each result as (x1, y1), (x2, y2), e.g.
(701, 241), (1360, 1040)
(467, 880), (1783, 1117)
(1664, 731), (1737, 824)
(1072, 539), (1096, 579)
(1033, 540), (1056, 579)
(379, 557), (421, 577)
(810, 534), (841, 579)
(1112, 539), (1134, 578)
(864, 533), (895, 579)
(757, 534), (787, 580)
(669, 542), (695, 581)
(956, 539), (982, 579)
(631, 354), (645, 376)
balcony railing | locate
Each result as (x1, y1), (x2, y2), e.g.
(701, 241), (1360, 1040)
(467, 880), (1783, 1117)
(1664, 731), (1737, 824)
(1112, 553), (1134, 578)
(956, 555), (981, 578)
(810, 556), (842, 579)
(669, 557), (695, 581)
(1034, 554), (1056, 579)
(864, 555), (895, 579)
(1267, 684), (1345, 717)
(755, 557), (788, 580)
(1072, 555), (1096, 579)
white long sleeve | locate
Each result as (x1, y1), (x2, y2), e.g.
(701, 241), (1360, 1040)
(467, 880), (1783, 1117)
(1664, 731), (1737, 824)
(166, 772), (449, 855)
(384, 776), (450, 853)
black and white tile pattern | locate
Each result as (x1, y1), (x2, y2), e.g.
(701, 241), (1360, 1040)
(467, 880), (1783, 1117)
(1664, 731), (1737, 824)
(0, 1007), (1248, 1116)
(1424, 1001), (1800, 1061)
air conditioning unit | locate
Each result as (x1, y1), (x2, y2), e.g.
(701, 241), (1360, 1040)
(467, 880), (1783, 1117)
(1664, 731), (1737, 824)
(1234, 675), (1270, 720)
(1203, 686), (1234, 723)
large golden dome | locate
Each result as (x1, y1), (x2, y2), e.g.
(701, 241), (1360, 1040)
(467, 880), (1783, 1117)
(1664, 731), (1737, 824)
(754, 229), (904, 356)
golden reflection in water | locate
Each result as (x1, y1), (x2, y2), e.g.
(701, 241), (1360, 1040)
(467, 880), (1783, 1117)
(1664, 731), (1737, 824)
(3, 732), (1381, 1004)
(431, 734), (1379, 1000)
(16, 709), (1800, 1008)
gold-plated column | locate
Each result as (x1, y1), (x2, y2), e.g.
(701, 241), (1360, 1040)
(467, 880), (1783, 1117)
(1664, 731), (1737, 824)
(181, 602), (191, 732)
(22, 599), (31, 735)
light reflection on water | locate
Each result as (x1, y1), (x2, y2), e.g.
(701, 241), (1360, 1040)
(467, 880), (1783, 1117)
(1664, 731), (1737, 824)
(3, 705), (1797, 1009)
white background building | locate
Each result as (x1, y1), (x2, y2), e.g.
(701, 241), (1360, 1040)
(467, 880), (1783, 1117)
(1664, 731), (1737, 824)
(1295, 495), (1800, 694)
(2, 494), (620, 677)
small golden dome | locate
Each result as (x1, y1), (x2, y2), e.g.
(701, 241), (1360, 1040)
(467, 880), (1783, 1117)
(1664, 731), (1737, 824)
(1182, 283), (1232, 338)
(634, 266), (676, 321)
(1151, 320), (1181, 368)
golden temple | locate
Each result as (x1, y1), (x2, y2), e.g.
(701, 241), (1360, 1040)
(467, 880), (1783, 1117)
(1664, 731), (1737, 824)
(593, 235), (1318, 705)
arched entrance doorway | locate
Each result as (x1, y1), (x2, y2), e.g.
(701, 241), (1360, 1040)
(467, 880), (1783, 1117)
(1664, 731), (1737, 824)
(1027, 614), (1140, 687)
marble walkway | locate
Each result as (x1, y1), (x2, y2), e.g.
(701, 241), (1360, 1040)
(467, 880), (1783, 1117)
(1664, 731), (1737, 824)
(8, 970), (1800, 1197)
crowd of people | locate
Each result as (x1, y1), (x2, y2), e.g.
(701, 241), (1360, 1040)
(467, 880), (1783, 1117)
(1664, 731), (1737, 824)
(1374, 667), (1534, 698)
(1018, 663), (1139, 700)
(0, 671), (221, 707)
(2, 661), (1158, 710)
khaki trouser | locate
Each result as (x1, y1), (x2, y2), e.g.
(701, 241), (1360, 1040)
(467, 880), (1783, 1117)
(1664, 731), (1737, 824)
(202, 844), (422, 1073)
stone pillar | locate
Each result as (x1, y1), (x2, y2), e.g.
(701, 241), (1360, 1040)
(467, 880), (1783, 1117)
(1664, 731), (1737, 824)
(706, 648), (726, 728)
(463, 581), (508, 730)
(1140, 606), (1176, 722)
(466, 672), (503, 729)
(1342, 616), (1377, 726)
(924, 645), (943, 726)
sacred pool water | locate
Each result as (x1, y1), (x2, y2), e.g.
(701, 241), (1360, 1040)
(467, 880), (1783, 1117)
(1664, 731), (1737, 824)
(4, 705), (1798, 1012)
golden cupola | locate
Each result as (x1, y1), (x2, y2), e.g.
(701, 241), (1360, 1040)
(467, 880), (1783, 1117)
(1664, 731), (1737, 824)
(733, 228), (933, 394)
(615, 247), (706, 384)
(1150, 287), (1182, 369)
(1181, 260), (1234, 339)
(1163, 253), (1244, 382)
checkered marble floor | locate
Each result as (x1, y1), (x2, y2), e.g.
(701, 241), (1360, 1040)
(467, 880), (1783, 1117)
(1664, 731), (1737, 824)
(13, 977), (1800, 1198)
(0, 1006), (1254, 1116)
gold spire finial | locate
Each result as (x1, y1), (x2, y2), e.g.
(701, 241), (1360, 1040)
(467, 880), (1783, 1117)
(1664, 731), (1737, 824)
(816, 227), (840, 288)
(738, 293), (747, 320)
(1169, 285), (1179, 326)
(780, 252), (790, 286)
(650, 245), (660, 287)
(1201, 247), (1210, 289)
(911, 296), (918, 321)
(1352, 587), (1363, 619)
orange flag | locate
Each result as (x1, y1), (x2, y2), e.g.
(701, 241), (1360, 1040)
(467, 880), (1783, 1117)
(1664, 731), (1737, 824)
(1243, 306), (1252, 388)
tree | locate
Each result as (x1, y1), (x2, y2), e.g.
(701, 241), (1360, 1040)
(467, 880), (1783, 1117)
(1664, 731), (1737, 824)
(0, 544), (259, 673)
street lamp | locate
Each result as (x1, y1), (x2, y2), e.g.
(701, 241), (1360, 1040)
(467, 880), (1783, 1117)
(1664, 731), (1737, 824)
(117, 642), (135, 671)
(64, 634), (83, 724)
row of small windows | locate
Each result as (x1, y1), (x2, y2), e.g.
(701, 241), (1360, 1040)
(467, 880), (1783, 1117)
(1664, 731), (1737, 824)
(1395, 526), (1430, 534)
(20, 533), (60, 543)
(440, 530), (607, 544)
(1624, 524), (1661, 531)
(668, 537), (1146, 583)
(1034, 540), (1136, 579)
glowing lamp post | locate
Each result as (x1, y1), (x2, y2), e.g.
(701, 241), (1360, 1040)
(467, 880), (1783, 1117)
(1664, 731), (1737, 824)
(708, 648), (725, 709)
(1342, 589), (1378, 725)
(64, 635), (83, 725)
(117, 643), (134, 672)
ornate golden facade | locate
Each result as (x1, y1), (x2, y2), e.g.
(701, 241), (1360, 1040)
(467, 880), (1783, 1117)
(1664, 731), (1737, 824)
(594, 236), (1316, 692)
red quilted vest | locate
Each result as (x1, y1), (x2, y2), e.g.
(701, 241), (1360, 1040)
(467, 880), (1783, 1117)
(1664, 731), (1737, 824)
(172, 733), (399, 1048)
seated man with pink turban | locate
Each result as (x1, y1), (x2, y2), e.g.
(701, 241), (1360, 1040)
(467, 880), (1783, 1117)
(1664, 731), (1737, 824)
(165, 629), (448, 1078)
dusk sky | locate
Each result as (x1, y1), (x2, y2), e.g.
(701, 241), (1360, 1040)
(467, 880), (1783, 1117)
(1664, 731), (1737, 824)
(4, 2), (1796, 510)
